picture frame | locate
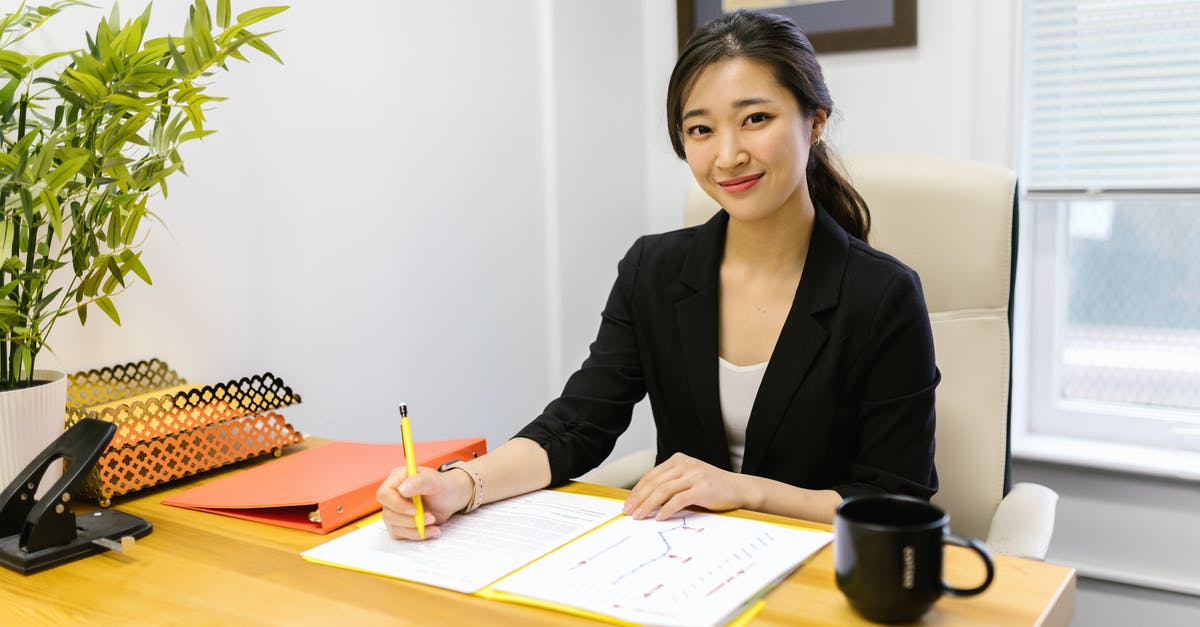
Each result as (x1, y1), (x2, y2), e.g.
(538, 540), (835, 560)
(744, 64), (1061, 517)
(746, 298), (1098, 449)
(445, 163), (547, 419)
(676, 0), (917, 55)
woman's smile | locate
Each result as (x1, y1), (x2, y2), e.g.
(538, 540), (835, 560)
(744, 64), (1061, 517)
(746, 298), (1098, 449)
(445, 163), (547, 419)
(718, 173), (764, 193)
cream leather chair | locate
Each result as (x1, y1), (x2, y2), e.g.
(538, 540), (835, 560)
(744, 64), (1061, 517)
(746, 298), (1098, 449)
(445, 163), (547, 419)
(581, 154), (1058, 560)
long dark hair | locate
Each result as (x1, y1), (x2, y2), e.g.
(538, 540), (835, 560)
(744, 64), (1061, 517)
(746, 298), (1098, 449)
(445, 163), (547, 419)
(666, 10), (870, 240)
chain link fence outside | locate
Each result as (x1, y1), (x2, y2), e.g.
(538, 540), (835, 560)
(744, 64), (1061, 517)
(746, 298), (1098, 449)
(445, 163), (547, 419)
(1060, 198), (1200, 411)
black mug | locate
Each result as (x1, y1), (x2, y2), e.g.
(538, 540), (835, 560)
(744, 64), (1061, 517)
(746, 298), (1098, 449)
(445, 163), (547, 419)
(834, 494), (994, 624)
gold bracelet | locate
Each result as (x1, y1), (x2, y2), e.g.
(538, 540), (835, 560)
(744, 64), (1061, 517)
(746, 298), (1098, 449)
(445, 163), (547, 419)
(439, 461), (484, 514)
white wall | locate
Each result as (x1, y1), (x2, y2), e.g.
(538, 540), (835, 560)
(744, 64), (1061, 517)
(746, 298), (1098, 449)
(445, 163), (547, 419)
(544, 0), (671, 464)
(39, 0), (677, 461)
(819, 0), (1017, 167)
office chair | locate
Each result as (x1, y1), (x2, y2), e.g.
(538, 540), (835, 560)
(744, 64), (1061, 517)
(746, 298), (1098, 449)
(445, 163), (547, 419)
(581, 154), (1058, 560)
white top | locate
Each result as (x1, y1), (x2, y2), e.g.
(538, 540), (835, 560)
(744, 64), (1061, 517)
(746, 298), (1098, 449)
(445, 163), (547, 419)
(718, 357), (769, 473)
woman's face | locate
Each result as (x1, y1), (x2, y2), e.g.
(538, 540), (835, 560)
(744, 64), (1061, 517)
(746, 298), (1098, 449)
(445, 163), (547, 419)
(680, 57), (825, 223)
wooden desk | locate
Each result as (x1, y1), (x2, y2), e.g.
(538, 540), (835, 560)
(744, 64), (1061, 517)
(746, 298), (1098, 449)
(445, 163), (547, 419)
(1, 441), (1075, 625)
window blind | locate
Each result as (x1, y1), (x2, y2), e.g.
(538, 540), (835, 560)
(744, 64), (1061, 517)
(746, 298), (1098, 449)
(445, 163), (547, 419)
(1023, 0), (1200, 193)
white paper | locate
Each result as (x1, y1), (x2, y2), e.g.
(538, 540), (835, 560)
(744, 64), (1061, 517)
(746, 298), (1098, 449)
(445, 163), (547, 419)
(493, 512), (832, 627)
(301, 490), (624, 593)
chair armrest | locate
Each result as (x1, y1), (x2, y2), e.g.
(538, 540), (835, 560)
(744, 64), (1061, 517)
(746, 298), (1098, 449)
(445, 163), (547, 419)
(575, 448), (656, 489)
(986, 482), (1059, 560)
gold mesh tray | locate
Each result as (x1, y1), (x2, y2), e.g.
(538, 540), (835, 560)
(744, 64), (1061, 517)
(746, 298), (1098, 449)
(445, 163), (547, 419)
(65, 359), (304, 505)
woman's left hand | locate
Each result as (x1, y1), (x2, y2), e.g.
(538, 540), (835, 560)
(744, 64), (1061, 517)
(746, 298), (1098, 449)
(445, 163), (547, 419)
(623, 453), (752, 521)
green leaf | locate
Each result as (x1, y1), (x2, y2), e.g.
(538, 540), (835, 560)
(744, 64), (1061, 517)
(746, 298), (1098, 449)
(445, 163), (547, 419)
(52, 82), (89, 109)
(103, 93), (150, 111)
(100, 155), (134, 170)
(194, 0), (213, 29)
(182, 103), (205, 131)
(0, 76), (19, 110)
(74, 43), (106, 76)
(192, 5), (219, 61)
(99, 109), (151, 154)
(106, 203), (123, 247)
(120, 250), (152, 284)
(239, 30), (284, 64)
(122, 4), (153, 56)
(166, 36), (191, 75)
(105, 255), (125, 288)
(172, 83), (202, 104)
(34, 287), (63, 316)
(57, 146), (92, 164)
(81, 266), (103, 297)
(11, 128), (39, 165)
(61, 68), (108, 102)
(102, 273), (120, 294)
(179, 129), (216, 142)
(193, 1), (218, 59)
(44, 155), (89, 194)
(32, 51), (74, 70)
(128, 46), (167, 68)
(76, 302), (87, 325)
(19, 188), (34, 223)
(0, 50), (29, 78)
(140, 37), (171, 54)
(13, 344), (32, 380)
(0, 281), (18, 299)
(0, 257), (19, 276)
(120, 203), (144, 245)
(41, 190), (62, 236)
(128, 63), (177, 87)
(96, 14), (116, 70)
(236, 6), (289, 28)
(33, 143), (57, 179)
(95, 295), (121, 325)
(217, 0), (231, 28)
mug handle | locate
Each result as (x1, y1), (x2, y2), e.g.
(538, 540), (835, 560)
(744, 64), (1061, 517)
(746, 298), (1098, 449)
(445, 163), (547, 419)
(942, 534), (995, 596)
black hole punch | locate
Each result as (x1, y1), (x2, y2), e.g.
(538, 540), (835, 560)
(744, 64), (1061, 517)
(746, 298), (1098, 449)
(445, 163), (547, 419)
(0, 418), (153, 575)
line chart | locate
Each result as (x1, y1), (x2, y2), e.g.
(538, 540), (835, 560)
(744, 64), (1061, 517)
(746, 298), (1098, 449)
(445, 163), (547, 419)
(494, 510), (832, 626)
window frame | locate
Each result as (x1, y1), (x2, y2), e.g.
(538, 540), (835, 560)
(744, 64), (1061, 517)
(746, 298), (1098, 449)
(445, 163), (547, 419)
(1013, 0), (1200, 476)
(1024, 194), (1200, 449)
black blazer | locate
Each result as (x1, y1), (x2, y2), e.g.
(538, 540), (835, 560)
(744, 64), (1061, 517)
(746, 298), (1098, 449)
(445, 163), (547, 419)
(517, 207), (939, 500)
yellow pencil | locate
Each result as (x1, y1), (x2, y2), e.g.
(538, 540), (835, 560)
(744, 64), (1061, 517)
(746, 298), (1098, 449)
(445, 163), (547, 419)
(399, 403), (425, 539)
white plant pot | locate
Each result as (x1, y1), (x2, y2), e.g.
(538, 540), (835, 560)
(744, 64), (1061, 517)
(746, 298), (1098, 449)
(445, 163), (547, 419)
(0, 370), (67, 492)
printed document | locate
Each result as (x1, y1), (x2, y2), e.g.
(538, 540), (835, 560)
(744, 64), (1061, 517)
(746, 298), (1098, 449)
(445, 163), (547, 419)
(302, 490), (622, 592)
(493, 511), (831, 627)
(302, 489), (831, 626)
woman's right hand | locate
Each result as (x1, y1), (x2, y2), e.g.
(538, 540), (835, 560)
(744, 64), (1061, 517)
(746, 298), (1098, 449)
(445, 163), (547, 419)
(377, 465), (471, 540)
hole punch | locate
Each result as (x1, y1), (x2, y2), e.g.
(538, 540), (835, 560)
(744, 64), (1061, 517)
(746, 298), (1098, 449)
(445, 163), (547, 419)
(0, 418), (152, 574)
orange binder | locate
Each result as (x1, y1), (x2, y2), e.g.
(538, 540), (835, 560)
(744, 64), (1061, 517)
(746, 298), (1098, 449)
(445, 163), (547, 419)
(162, 438), (487, 533)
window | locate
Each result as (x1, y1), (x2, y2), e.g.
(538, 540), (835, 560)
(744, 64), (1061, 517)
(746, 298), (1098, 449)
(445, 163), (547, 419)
(1020, 0), (1200, 454)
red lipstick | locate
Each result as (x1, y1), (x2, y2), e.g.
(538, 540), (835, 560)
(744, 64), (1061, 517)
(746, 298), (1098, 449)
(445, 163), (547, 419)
(718, 173), (763, 193)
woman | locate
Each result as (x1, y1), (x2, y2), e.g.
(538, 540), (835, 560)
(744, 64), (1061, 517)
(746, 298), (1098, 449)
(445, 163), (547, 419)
(377, 9), (938, 539)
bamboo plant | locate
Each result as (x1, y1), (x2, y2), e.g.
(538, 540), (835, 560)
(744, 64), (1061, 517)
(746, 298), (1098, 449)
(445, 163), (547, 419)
(0, 0), (286, 390)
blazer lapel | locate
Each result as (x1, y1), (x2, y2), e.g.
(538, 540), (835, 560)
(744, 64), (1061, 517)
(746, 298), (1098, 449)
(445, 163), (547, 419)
(675, 212), (732, 470)
(740, 208), (848, 476)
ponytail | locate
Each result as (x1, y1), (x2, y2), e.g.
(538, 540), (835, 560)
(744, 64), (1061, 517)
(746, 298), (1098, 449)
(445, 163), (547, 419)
(808, 140), (870, 241)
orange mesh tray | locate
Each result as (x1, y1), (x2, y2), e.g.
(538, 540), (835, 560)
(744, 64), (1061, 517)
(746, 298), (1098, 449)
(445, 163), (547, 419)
(65, 359), (303, 505)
